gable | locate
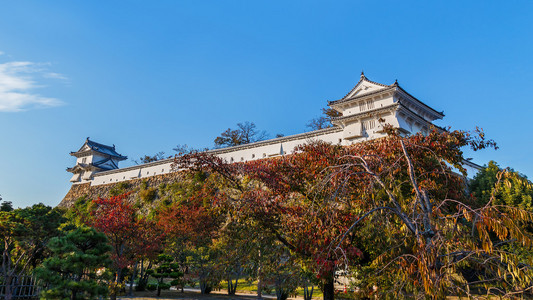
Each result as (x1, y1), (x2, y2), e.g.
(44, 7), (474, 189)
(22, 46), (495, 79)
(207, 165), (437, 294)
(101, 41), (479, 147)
(344, 79), (388, 99)
(76, 144), (91, 153)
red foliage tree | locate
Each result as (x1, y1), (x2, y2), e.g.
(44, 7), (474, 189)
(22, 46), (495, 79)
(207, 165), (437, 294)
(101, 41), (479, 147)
(90, 193), (163, 299)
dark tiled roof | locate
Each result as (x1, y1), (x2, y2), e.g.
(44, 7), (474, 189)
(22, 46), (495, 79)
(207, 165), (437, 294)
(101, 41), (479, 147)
(395, 85), (444, 118)
(71, 138), (127, 160)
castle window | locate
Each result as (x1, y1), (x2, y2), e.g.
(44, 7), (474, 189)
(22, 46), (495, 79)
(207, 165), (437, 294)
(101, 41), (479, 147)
(359, 102), (365, 112)
(230, 157), (234, 163)
(162, 169), (164, 172)
(263, 153), (266, 158)
(241, 157), (244, 161)
(147, 171), (149, 174)
(366, 100), (374, 110)
(123, 176), (125, 179)
(82, 157), (87, 164)
(252, 154), (255, 158)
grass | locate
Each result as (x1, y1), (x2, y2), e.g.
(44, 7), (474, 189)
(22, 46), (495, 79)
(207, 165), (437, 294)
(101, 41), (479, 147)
(218, 280), (323, 299)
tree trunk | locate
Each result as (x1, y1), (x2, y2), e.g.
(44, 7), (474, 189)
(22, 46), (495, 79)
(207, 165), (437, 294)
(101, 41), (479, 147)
(157, 278), (162, 297)
(110, 268), (123, 300)
(323, 276), (334, 300)
(227, 269), (239, 295)
(303, 283), (314, 300)
(227, 275), (234, 295)
(257, 249), (262, 299)
(3, 240), (13, 300)
(129, 262), (138, 296)
(4, 275), (13, 300)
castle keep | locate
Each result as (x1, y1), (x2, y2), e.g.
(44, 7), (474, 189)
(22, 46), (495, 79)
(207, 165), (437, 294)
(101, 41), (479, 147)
(61, 74), (481, 206)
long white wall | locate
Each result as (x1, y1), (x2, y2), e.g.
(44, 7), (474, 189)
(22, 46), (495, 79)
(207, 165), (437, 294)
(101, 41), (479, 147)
(89, 127), (344, 186)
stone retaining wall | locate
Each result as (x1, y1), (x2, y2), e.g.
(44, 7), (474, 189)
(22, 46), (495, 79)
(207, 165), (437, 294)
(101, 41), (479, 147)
(59, 172), (184, 208)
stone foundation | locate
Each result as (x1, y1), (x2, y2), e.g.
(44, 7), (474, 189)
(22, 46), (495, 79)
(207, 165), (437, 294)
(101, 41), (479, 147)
(59, 172), (184, 208)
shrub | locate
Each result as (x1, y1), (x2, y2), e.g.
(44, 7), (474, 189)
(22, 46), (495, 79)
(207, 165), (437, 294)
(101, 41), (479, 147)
(109, 182), (130, 196)
(146, 283), (157, 291)
(139, 187), (157, 202)
(159, 283), (171, 290)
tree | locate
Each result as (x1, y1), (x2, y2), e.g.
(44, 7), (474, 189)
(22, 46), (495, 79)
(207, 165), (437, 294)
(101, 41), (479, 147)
(133, 152), (168, 165)
(146, 254), (183, 297)
(470, 160), (533, 209)
(306, 107), (342, 131)
(35, 226), (112, 300)
(0, 200), (12, 212)
(214, 121), (268, 148)
(90, 193), (163, 300)
(157, 191), (223, 294)
(324, 128), (533, 298)
(0, 204), (64, 300)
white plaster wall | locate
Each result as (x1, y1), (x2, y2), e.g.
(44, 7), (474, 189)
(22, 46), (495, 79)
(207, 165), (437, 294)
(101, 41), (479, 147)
(88, 131), (344, 187)
(76, 155), (92, 164)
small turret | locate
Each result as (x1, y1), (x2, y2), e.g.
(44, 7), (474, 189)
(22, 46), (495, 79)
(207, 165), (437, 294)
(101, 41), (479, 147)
(67, 138), (127, 183)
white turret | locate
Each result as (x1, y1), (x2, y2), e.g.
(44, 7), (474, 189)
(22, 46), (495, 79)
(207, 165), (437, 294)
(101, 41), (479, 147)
(67, 138), (127, 183)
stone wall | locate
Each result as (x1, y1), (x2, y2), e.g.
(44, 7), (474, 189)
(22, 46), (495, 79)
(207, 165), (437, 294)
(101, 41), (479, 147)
(59, 172), (184, 208)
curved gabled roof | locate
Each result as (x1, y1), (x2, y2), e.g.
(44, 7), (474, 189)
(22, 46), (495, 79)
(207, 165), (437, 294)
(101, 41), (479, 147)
(70, 137), (127, 160)
(328, 73), (444, 120)
(340, 72), (391, 100)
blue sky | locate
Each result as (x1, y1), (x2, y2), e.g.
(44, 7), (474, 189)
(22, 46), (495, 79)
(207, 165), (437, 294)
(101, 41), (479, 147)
(1, 1), (532, 208)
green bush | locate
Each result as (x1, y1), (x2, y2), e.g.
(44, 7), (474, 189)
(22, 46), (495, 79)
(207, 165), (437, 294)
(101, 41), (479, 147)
(146, 283), (157, 291)
(135, 280), (147, 291)
(109, 182), (130, 196)
(139, 187), (157, 202)
(159, 283), (171, 290)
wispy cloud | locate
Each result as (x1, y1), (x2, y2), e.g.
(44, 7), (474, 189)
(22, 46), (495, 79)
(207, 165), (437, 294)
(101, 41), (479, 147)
(0, 57), (66, 112)
(44, 72), (68, 81)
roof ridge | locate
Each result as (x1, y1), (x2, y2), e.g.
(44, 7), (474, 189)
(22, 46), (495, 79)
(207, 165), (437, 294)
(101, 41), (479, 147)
(87, 139), (115, 150)
(340, 74), (390, 100)
(395, 85), (444, 117)
(329, 86), (396, 106)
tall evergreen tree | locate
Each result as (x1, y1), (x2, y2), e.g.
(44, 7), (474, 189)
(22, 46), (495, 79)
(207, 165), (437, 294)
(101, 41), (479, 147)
(35, 226), (112, 300)
(470, 160), (533, 209)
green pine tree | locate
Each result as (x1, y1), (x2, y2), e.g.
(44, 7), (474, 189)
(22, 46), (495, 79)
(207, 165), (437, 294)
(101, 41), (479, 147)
(470, 160), (533, 209)
(35, 226), (112, 300)
(147, 254), (183, 297)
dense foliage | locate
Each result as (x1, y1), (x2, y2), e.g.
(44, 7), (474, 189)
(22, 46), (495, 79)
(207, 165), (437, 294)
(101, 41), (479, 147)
(3, 128), (533, 300)
(35, 227), (112, 300)
(0, 203), (64, 300)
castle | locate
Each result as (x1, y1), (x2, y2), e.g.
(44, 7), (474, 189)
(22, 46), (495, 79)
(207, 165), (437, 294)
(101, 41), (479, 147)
(65, 73), (482, 193)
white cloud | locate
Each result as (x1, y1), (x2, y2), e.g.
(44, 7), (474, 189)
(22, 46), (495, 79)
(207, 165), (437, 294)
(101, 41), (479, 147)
(44, 72), (68, 80)
(0, 60), (66, 112)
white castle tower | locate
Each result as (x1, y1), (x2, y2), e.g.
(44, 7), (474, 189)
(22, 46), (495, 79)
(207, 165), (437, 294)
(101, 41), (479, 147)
(329, 72), (444, 142)
(67, 138), (127, 183)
